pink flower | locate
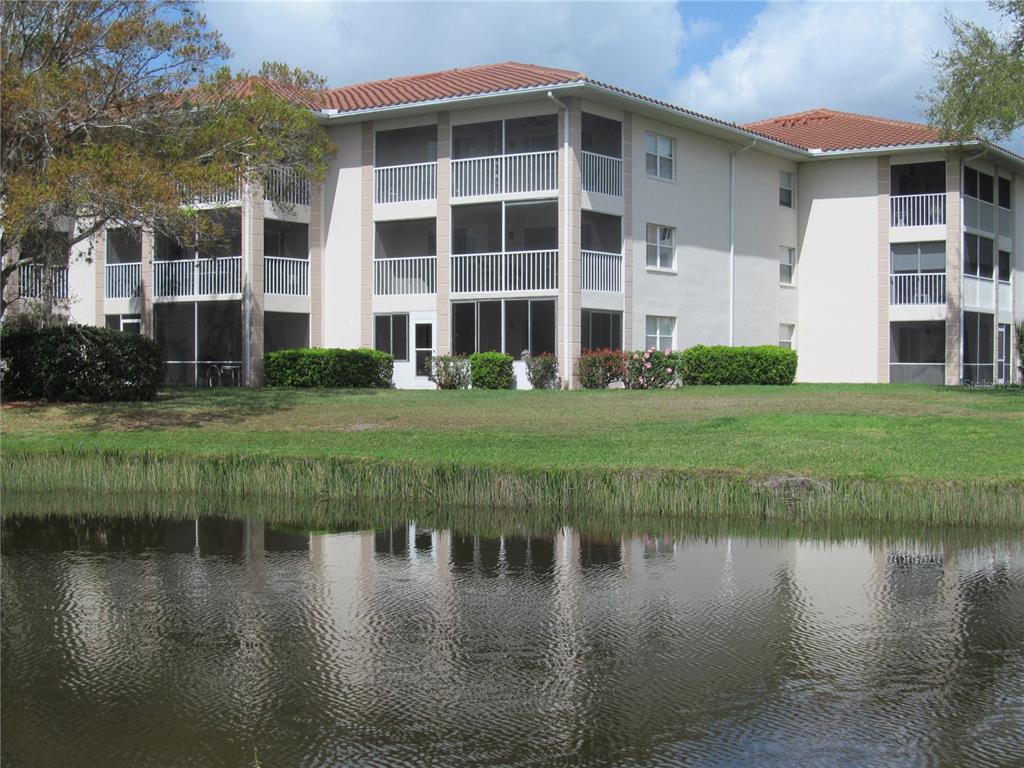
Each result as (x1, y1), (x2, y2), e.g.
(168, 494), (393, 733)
(644, 362), (652, 369)
(666, 367), (673, 374)
(664, 348), (671, 356)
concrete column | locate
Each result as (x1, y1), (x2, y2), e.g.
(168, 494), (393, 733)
(557, 97), (583, 387)
(945, 157), (963, 385)
(360, 122), (374, 348)
(242, 181), (265, 386)
(876, 156), (890, 383)
(622, 112), (634, 352)
(436, 112), (451, 355)
(310, 183), (324, 347)
(140, 229), (155, 338)
(93, 230), (106, 326)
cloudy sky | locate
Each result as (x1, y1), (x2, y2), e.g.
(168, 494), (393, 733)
(203, 0), (1007, 129)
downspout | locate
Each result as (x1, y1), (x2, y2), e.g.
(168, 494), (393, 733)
(548, 91), (571, 386)
(728, 140), (756, 346)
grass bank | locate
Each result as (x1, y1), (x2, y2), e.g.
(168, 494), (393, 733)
(3, 384), (1023, 527)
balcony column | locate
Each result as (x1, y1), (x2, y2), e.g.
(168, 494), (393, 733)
(558, 97), (583, 387)
(436, 111), (451, 355)
(360, 122), (374, 347)
(622, 112), (634, 350)
(876, 156), (891, 383)
(945, 157), (962, 385)
(93, 229), (105, 326)
(310, 183), (323, 347)
(242, 179), (265, 387)
(140, 229), (155, 338)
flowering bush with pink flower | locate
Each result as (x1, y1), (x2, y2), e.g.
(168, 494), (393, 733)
(624, 348), (677, 389)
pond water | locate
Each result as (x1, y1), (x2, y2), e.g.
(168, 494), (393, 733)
(2, 513), (1023, 767)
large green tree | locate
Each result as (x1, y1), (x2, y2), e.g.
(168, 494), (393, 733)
(927, 0), (1024, 142)
(0, 0), (331, 319)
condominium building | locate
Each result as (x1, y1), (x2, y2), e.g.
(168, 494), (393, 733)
(11, 62), (1022, 387)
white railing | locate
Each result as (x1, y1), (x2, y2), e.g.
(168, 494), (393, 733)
(582, 151), (623, 196)
(154, 257), (241, 298)
(265, 256), (309, 296)
(373, 255), (436, 295)
(963, 275), (995, 311)
(264, 167), (310, 206)
(890, 272), (946, 305)
(105, 262), (142, 299)
(180, 176), (242, 206)
(374, 161), (437, 204)
(890, 193), (946, 227)
(582, 250), (622, 292)
(17, 263), (68, 299)
(450, 250), (558, 294)
(451, 151), (558, 198)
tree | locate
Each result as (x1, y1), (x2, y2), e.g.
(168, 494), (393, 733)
(926, 0), (1024, 143)
(0, 0), (332, 319)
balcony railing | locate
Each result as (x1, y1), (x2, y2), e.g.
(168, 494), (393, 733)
(963, 275), (995, 311)
(373, 255), (437, 296)
(264, 167), (310, 206)
(582, 250), (622, 292)
(890, 273), (946, 305)
(154, 257), (241, 298)
(582, 151), (623, 197)
(374, 161), (437, 204)
(451, 151), (558, 199)
(265, 256), (308, 296)
(105, 262), (142, 299)
(180, 176), (242, 207)
(890, 193), (946, 227)
(450, 250), (558, 294)
(18, 263), (68, 299)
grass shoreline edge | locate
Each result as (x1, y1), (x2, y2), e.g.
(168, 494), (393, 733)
(5, 448), (1023, 530)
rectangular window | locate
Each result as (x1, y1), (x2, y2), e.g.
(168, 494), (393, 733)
(414, 322), (432, 377)
(999, 250), (1011, 282)
(451, 299), (555, 356)
(644, 132), (674, 181)
(979, 171), (994, 204)
(374, 314), (409, 361)
(646, 224), (675, 270)
(779, 246), (796, 284)
(645, 315), (675, 351)
(530, 300), (556, 355)
(779, 323), (795, 349)
(964, 167), (978, 199)
(999, 176), (1011, 210)
(505, 300), (530, 357)
(581, 310), (623, 352)
(779, 171), (794, 208)
(964, 233), (995, 278)
(891, 242), (946, 273)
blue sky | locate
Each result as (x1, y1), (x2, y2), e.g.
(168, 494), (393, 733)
(201, 1), (1007, 130)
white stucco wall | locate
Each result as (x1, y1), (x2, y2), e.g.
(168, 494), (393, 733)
(796, 158), (879, 382)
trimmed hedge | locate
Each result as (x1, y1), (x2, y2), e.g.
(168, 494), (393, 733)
(264, 348), (393, 388)
(470, 352), (514, 389)
(678, 345), (797, 385)
(1, 324), (163, 401)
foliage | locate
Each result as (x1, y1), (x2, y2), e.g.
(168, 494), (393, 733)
(677, 345), (798, 385)
(0, 324), (162, 401)
(624, 348), (677, 389)
(524, 353), (559, 389)
(0, 0), (332, 317)
(430, 355), (471, 390)
(263, 348), (393, 388)
(469, 352), (514, 389)
(925, 0), (1024, 142)
(576, 349), (627, 389)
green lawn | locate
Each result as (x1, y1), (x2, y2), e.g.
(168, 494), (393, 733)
(4, 384), (1023, 483)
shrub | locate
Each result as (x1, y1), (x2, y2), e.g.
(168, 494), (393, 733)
(677, 345), (798, 385)
(624, 348), (677, 389)
(525, 352), (559, 389)
(0, 324), (163, 401)
(430, 355), (471, 389)
(470, 351), (514, 389)
(264, 348), (393, 388)
(577, 349), (627, 389)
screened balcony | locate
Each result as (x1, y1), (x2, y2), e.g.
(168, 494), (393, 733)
(451, 115), (558, 198)
(264, 220), (309, 296)
(105, 227), (142, 299)
(374, 124), (438, 204)
(890, 242), (945, 305)
(890, 321), (945, 384)
(153, 213), (242, 299)
(890, 162), (945, 228)
(373, 218), (437, 295)
(581, 112), (623, 197)
(581, 210), (623, 292)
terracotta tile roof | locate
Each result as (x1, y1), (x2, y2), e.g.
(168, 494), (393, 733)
(742, 108), (941, 151)
(172, 76), (320, 109)
(317, 61), (585, 112)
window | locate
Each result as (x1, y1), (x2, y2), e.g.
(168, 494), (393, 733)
(582, 310), (623, 351)
(999, 176), (1011, 210)
(779, 246), (796, 284)
(374, 314), (409, 361)
(451, 299), (555, 356)
(105, 314), (141, 334)
(646, 224), (675, 270)
(645, 315), (675, 351)
(891, 242), (946, 273)
(999, 251), (1011, 283)
(964, 234), (995, 279)
(779, 171), (795, 208)
(964, 166), (994, 203)
(645, 132), (674, 181)
(779, 323), (795, 349)
(414, 323), (433, 377)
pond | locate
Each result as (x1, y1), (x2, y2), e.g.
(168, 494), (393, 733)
(2, 510), (1023, 767)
